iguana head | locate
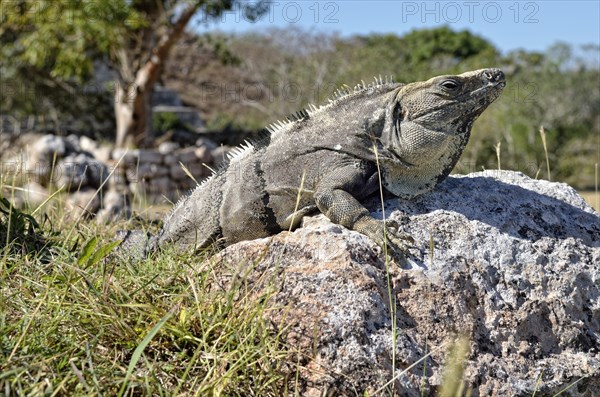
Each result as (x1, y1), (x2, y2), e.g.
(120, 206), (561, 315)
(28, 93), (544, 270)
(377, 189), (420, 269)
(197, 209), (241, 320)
(380, 68), (505, 198)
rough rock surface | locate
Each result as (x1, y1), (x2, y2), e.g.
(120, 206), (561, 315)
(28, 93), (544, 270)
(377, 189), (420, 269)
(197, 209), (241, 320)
(212, 171), (600, 396)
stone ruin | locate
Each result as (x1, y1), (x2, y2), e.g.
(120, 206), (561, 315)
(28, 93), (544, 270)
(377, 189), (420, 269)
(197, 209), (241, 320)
(0, 84), (223, 220)
(0, 132), (230, 222)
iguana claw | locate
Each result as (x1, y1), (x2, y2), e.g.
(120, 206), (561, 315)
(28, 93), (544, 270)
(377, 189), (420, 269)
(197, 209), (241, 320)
(381, 219), (415, 264)
(354, 217), (414, 263)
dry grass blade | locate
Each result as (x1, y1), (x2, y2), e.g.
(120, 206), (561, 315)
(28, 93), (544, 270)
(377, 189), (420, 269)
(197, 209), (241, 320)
(180, 161), (199, 185)
(495, 141), (502, 170)
(539, 126), (551, 181)
(438, 335), (470, 397)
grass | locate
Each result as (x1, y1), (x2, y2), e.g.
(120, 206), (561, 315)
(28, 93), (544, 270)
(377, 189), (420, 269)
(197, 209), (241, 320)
(1, 163), (596, 395)
(0, 194), (292, 396)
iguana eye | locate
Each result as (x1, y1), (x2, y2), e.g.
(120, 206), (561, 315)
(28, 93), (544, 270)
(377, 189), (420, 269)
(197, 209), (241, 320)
(440, 80), (460, 90)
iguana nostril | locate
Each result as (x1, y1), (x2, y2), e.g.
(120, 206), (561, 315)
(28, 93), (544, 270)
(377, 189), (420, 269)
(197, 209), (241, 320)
(484, 69), (505, 83)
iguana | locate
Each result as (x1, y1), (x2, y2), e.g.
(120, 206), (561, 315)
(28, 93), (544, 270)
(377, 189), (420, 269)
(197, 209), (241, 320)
(120, 68), (505, 259)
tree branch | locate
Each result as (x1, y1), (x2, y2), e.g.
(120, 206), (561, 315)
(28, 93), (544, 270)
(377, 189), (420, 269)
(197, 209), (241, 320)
(133, 3), (202, 90)
(154, 3), (202, 63)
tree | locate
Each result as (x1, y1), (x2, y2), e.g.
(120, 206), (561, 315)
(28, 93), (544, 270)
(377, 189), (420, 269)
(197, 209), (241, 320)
(0, 1), (124, 135)
(0, 0), (268, 147)
(112, 1), (262, 148)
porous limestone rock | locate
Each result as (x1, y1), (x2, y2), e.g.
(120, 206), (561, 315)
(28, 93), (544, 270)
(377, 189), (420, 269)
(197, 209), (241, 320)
(212, 170), (600, 396)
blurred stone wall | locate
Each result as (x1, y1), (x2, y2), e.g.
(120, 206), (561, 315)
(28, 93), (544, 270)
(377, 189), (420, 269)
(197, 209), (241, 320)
(0, 133), (231, 220)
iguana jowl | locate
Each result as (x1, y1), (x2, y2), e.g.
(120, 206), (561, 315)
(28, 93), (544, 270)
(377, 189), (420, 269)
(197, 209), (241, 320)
(122, 69), (505, 258)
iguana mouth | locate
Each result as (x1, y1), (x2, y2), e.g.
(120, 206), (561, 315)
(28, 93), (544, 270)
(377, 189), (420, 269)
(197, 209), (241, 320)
(467, 80), (504, 98)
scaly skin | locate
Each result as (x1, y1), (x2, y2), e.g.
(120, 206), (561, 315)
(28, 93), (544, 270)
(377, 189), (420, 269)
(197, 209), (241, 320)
(119, 69), (505, 260)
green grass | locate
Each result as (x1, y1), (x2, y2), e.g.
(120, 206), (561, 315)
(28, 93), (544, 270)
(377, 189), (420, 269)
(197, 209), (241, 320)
(1, 176), (595, 396)
(0, 197), (291, 396)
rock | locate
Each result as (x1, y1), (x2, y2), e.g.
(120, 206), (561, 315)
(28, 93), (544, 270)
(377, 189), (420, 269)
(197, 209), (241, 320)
(65, 134), (81, 152)
(212, 171), (600, 396)
(80, 136), (112, 163)
(54, 153), (108, 191)
(194, 145), (213, 163)
(0, 132), (41, 164)
(96, 186), (131, 223)
(79, 136), (99, 153)
(163, 154), (179, 166)
(90, 145), (112, 164)
(176, 147), (199, 164)
(137, 149), (163, 164)
(195, 137), (218, 151)
(130, 177), (169, 196)
(150, 176), (175, 194)
(158, 141), (180, 155)
(26, 134), (68, 184)
(9, 134), (211, 206)
(65, 188), (101, 219)
(54, 155), (90, 190)
(134, 162), (168, 179)
(111, 148), (142, 166)
(22, 134), (111, 188)
(32, 134), (67, 161)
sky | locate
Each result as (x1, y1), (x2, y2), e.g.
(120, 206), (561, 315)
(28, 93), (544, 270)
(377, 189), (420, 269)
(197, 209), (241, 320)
(195, 1), (600, 54)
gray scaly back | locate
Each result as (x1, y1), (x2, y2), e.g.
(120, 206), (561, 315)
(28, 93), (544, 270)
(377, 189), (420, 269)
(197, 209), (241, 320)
(126, 69), (505, 261)
(163, 75), (398, 224)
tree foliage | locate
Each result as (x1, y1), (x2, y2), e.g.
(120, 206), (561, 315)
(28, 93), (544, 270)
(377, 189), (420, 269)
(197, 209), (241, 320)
(0, 1), (131, 132)
(0, 0), (267, 143)
(1, 1), (134, 80)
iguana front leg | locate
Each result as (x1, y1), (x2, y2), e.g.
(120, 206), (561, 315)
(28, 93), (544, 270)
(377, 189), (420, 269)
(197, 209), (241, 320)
(313, 168), (413, 261)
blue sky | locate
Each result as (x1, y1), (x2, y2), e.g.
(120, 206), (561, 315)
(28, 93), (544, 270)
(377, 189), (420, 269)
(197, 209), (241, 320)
(195, 1), (600, 54)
